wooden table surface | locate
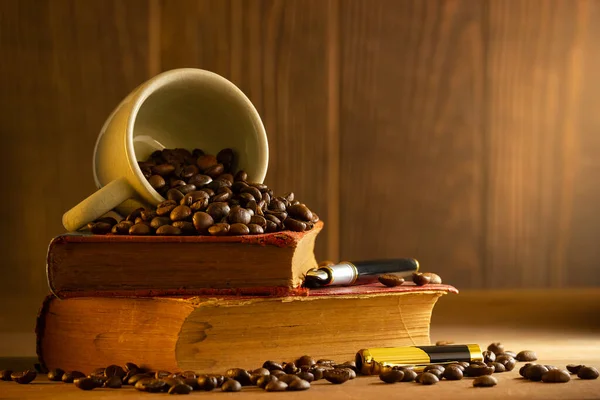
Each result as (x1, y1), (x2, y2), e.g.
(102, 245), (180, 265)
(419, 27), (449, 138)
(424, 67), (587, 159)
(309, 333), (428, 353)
(1, 289), (599, 399)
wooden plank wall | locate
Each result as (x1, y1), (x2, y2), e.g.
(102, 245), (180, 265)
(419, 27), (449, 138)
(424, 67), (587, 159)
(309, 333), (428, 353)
(1, 0), (599, 335)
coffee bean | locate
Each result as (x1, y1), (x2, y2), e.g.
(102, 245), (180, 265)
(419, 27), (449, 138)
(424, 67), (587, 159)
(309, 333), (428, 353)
(502, 350), (517, 358)
(170, 205), (192, 221)
(247, 223), (264, 234)
(442, 366), (463, 380)
(490, 362), (506, 373)
(379, 370), (404, 383)
(192, 212), (215, 234)
(482, 350), (496, 363)
(135, 378), (167, 392)
(155, 225), (181, 235)
(195, 375), (216, 391)
(271, 370), (287, 378)
(257, 375), (278, 389)
(126, 373), (151, 385)
(446, 363), (465, 371)
(324, 369), (351, 384)
(516, 350), (538, 362)
(150, 216), (171, 229)
(225, 368), (252, 386)
(295, 355), (316, 367)
(74, 377), (96, 390)
(394, 368), (414, 382)
(566, 364), (584, 374)
(473, 375), (497, 387)
(104, 364), (126, 379)
(47, 368), (65, 381)
(163, 376), (183, 387)
(241, 186), (262, 202)
(278, 374), (300, 384)
(424, 365), (445, 373)
(228, 207), (251, 224)
(525, 364), (548, 381)
(465, 363), (494, 377)
(152, 164), (175, 176)
(496, 354), (516, 371)
(172, 221), (195, 235)
(221, 379), (242, 392)
(206, 202), (230, 221)
(263, 361), (284, 371)
(283, 362), (299, 374)
(288, 378), (310, 391)
(428, 368), (443, 379)
(265, 379), (287, 391)
(282, 192), (294, 202)
(103, 376), (123, 388)
(157, 202), (177, 216)
(197, 155), (218, 171)
(378, 274), (405, 287)
(205, 163), (225, 178)
(216, 148), (234, 166)
(0, 370), (13, 381)
(156, 370), (171, 379)
(90, 222), (112, 234)
(542, 369), (570, 383)
(129, 223), (151, 235)
(577, 366), (599, 379)
(148, 175), (166, 190)
(232, 170), (247, 182)
(165, 189), (184, 203)
(287, 204), (313, 222)
(188, 174), (212, 187)
(519, 363), (536, 377)
(62, 370), (86, 383)
(296, 371), (314, 382)
(11, 370), (36, 384)
(167, 383), (192, 394)
(208, 222), (229, 236)
(420, 372), (439, 385)
(179, 184), (198, 196)
(249, 215), (267, 229)
(284, 218), (307, 232)
(308, 367), (324, 381)
(488, 342), (504, 355)
(412, 272), (431, 286)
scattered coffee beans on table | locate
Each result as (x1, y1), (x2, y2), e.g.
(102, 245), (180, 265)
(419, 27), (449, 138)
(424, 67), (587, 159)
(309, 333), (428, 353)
(516, 350), (538, 362)
(2, 349), (598, 394)
(473, 375), (497, 387)
(85, 148), (319, 236)
(577, 366), (599, 380)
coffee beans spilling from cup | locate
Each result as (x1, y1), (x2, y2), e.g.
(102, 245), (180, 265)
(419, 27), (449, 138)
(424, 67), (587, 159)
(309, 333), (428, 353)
(86, 148), (318, 236)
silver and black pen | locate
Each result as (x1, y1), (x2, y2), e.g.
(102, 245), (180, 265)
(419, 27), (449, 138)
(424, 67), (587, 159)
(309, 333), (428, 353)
(303, 258), (419, 288)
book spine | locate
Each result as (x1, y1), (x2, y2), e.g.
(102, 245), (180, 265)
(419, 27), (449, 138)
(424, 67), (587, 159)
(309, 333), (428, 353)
(35, 294), (56, 371)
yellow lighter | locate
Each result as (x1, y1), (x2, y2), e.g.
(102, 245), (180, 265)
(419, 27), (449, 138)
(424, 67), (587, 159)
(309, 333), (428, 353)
(356, 344), (483, 375)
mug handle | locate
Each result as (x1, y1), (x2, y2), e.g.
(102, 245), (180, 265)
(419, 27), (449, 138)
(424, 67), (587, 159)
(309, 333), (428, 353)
(62, 177), (135, 231)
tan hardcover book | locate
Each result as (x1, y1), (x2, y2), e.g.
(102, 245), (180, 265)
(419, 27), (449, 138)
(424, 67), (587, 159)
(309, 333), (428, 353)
(46, 221), (323, 298)
(36, 284), (457, 374)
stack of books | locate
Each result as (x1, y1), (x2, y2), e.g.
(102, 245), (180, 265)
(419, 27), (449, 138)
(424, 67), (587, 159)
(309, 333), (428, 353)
(36, 221), (456, 373)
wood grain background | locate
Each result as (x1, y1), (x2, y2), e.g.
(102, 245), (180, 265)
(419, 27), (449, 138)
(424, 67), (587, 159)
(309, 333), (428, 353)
(1, 0), (599, 335)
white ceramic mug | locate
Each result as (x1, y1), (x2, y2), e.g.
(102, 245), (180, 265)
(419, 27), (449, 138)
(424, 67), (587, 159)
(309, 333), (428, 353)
(62, 68), (268, 232)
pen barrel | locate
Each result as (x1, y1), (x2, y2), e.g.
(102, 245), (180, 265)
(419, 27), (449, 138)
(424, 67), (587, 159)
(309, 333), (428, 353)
(352, 258), (419, 284)
(356, 344), (483, 375)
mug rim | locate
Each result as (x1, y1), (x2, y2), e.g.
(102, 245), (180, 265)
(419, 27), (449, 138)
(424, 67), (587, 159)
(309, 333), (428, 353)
(124, 68), (269, 204)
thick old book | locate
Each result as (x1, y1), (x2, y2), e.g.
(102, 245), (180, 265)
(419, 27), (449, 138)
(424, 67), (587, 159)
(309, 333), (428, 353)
(46, 221), (323, 299)
(36, 284), (457, 374)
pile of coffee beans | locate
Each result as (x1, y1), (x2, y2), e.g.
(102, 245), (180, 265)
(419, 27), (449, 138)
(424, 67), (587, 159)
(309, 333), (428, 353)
(0, 356), (360, 394)
(85, 148), (319, 236)
(377, 271), (442, 288)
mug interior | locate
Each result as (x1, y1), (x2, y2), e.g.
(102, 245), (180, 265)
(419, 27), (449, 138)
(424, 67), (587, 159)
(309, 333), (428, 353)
(128, 69), (269, 199)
